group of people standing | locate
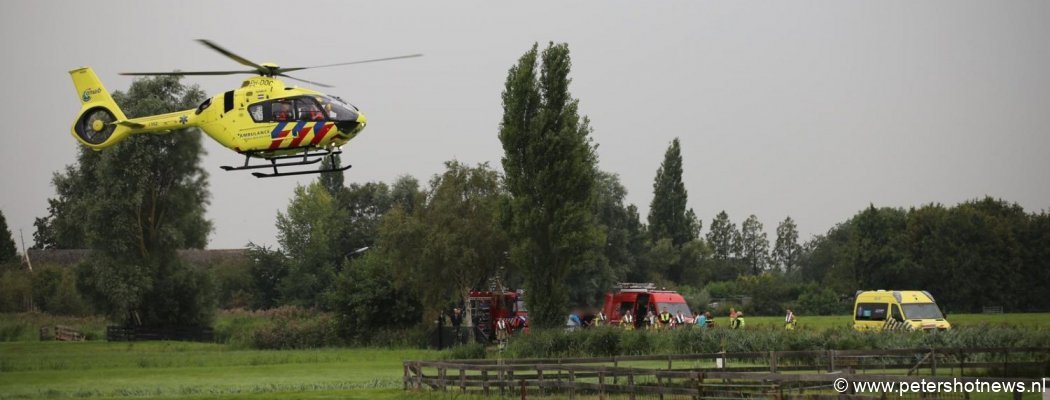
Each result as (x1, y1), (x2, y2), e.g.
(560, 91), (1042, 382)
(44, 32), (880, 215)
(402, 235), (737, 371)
(575, 307), (799, 331)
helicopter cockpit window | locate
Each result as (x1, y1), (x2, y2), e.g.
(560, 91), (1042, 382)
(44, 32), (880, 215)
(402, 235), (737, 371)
(248, 103), (265, 122)
(319, 95), (359, 122)
(270, 99), (295, 122)
(295, 97), (325, 121)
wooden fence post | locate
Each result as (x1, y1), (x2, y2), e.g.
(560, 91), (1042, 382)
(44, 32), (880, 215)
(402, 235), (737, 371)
(438, 366), (446, 391)
(482, 369), (489, 396)
(770, 351), (778, 373)
(657, 374), (665, 400)
(567, 369), (575, 400)
(697, 372), (705, 400)
(537, 367), (544, 396)
(415, 362), (423, 390)
(598, 370), (605, 400)
(459, 368), (466, 393)
(613, 356), (619, 384)
(628, 371), (636, 400)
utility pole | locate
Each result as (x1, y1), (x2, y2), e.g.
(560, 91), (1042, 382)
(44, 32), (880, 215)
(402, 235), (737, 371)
(19, 229), (31, 272)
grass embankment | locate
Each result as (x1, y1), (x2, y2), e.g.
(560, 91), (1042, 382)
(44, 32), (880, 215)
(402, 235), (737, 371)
(0, 313), (107, 341)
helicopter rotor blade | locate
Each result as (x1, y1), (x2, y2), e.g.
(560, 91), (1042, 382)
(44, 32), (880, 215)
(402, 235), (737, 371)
(278, 73), (333, 88)
(120, 70), (258, 76)
(197, 39), (267, 72)
(280, 53), (423, 73)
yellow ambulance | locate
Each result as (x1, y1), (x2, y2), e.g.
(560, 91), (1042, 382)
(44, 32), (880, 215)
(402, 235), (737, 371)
(852, 290), (951, 331)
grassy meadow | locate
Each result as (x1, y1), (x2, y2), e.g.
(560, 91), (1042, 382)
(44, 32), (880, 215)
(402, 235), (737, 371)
(0, 341), (437, 400)
(1, 313), (1047, 399)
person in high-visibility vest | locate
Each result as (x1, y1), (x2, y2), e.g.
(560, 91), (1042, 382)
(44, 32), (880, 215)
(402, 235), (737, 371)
(674, 310), (687, 328)
(658, 307), (672, 330)
(496, 317), (511, 342)
(645, 310), (657, 330)
(731, 311), (746, 330)
(784, 309), (797, 330)
(594, 310), (607, 327)
(621, 312), (635, 330)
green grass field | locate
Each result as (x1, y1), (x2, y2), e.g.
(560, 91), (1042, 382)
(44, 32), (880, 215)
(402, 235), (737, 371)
(2, 313), (1048, 399)
(0, 341), (438, 400)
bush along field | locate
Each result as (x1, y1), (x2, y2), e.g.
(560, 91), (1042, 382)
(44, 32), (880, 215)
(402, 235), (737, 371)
(501, 326), (1050, 359)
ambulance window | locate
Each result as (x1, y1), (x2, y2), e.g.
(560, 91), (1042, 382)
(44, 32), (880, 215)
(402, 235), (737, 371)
(618, 302), (634, 317)
(891, 305), (903, 322)
(248, 103), (265, 122)
(295, 97), (324, 121)
(855, 303), (888, 321)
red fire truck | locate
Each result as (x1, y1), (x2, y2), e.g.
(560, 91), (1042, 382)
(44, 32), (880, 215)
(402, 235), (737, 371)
(467, 290), (528, 341)
(601, 283), (693, 328)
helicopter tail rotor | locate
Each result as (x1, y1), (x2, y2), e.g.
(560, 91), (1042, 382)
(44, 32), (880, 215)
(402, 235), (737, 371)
(70, 67), (133, 149)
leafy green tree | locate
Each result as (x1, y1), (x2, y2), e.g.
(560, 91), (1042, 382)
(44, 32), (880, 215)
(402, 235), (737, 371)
(244, 243), (289, 309)
(0, 210), (17, 264)
(381, 161), (509, 322)
(318, 154), (345, 197)
(772, 216), (802, 274)
(739, 215), (770, 275)
(569, 171), (643, 305)
(326, 251), (422, 342)
(333, 182), (397, 256)
(275, 182), (344, 307)
(46, 75), (215, 327)
(32, 265), (90, 315)
(647, 138), (699, 247)
(498, 43), (602, 328)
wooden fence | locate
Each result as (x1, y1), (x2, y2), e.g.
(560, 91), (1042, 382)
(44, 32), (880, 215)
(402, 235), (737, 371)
(106, 326), (214, 342)
(405, 347), (1049, 399)
(38, 325), (84, 341)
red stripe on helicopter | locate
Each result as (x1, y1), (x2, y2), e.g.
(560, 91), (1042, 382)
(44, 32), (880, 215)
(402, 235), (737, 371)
(310, 123), (334, 146)
(287, 126), (313, 148)
(268, 130), (292, 150)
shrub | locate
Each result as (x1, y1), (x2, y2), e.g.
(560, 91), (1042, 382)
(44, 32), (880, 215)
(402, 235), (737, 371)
(227, 306), (343, 349)
(500, 326), (1050, 359)
(797, 285), (844, 315)
(442, 343), (486, 360)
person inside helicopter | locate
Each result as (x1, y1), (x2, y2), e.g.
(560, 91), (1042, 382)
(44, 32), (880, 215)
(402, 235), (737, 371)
(297, 98), (325, 121)
(272, 101), (293, 121)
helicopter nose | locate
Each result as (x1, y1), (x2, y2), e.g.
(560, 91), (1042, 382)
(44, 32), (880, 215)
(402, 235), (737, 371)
(356, 112), (367, 129)
(335, 111), (367, 136)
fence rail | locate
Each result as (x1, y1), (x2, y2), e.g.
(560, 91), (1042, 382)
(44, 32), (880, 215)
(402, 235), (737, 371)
(405, 347), (1049, 399)
(105, 326), (214, 342)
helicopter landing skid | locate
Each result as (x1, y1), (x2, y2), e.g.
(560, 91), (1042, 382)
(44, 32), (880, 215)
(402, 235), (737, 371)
(219, 148), (351, 178)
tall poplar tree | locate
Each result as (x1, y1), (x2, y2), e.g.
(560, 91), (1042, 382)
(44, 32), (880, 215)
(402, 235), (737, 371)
(740, 215), (770, 275)
(706, 211), (740, 261)
(647, 138), (698, 247)
(773, 216), (802, 274)
(498, 43), (602, 328)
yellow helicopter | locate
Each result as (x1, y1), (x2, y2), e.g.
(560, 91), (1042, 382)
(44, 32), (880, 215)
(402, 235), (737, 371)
(70, 40), (420, 177)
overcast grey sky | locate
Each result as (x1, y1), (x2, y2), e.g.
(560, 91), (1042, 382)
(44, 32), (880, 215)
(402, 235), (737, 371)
(1, 1), (1048, 250)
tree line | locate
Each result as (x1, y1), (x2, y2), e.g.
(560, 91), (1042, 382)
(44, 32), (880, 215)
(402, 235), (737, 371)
(1, 42), (1047, 336)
